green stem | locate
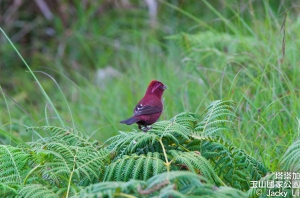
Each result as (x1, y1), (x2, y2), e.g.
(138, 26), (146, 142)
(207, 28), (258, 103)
(66, 148), (78, 198)
(114, 193), (137, 198)
(24, 163), (42, 184)
(178, 144), (190, 152)
(159, 139), (170, 172)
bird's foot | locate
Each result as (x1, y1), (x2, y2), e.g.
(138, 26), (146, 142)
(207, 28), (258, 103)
(141, 125), (152, 132)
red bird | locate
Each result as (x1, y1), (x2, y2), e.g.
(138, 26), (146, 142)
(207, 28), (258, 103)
(120, 80), (167, 131)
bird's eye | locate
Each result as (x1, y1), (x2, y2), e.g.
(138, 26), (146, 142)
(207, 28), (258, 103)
(137, 104), (143, 109)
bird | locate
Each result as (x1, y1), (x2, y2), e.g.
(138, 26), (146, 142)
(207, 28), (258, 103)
(120, 80), (167, 132)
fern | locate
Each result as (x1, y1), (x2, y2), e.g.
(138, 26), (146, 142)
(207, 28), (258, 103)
(18, 184), (59, 198)
(0, 127), (108, 197)
(168, 150), (223, 185)
(281, 139), (300, 172)
(195, 100), (236, 136)
(105, 131), (160, 156)
(75, 171), (247, 197)
(151, 120), (190, 144)
(188, 134), (268, 190)
(0, 99), (269, 197)
(103, 99), (266, 191)
(0, 145), (31, 197)
(27, 126), (99, 148)
(73, 180), (145, 198)
(105, 121), (189, 162)
(104, 152), (166, 181)
(105, 120), (190, 157)
(169, 111), (199, 131)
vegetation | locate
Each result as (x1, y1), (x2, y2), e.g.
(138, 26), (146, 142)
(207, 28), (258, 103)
(1, 0), (300, 197)
(0, 100), (266, 197)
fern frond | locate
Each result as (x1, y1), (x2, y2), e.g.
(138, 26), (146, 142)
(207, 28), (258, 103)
(104, 152), (165, 182)
(146, 171), (204, 189)
(214, 186), (248, 198)
(104, 131), (136, 149)
(152, 152), (165, 175)
(0, 100), (269, 197)
(0, 145), (31, 196)
(281, 139), (300, 172)
(143, 152), (154, 180)
(156, 185), (186, 198)
(151, 121), (190, 145)
(18, 184), (59, 198)
(107, 121), (190, 157)
(26, 140), (107, 187)
(195, 100), (236, 136)
(105, 131), (159, 156)
(189, 134), (268, 190)
(0, 145), (30, 182)
(170, 112), (199, 131)
(27, 126), (96, 148)
(176, 184), (248, 198)
(168, 150), (223, 185)
(0, 126), (109, 197)
(0, 183), (18, 198)
(75, 171), (247, 197)
(73, 180), (144, 198)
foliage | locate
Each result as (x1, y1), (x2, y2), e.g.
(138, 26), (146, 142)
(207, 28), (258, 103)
(194, 100), (236, 136)
(0, 127), (108, 197)
(281, 139), (300, 172)
(0, 99), (268, 197)
(247, 132), (300, 198)
(74, 171), (247, 198)
(1, 1), (299, 197)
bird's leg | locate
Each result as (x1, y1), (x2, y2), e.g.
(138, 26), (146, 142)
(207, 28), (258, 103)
(139, 125), (148, 132)
(141, 125), (152, 132)
(141, 126), (148, 132)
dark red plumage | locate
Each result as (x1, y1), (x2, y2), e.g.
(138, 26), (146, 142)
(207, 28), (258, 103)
(120, 80), (167, 131)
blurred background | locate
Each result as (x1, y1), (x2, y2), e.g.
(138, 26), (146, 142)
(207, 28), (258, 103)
(1, 0), (300, 170)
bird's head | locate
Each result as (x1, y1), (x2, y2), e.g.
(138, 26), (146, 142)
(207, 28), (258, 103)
(145, 80), (167, 98)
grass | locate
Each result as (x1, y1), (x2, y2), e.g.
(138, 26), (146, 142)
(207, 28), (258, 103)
(1, 0), (300, 173)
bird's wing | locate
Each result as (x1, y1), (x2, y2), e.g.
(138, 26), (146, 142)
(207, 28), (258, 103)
(134, 104), (162, 116)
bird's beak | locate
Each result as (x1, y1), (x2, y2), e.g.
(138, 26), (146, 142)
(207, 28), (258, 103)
(163, 85), (167, 90)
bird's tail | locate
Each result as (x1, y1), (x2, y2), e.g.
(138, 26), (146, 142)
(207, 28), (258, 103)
(120, 117), (140, 125)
